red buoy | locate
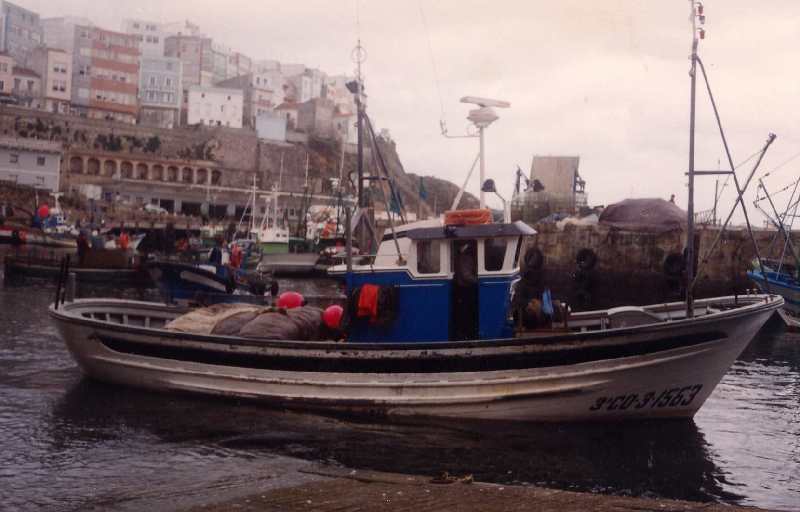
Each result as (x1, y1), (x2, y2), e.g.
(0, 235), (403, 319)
(38, 204), (49, 218)
(322, 305), (344, 329)
(277, 291), (304, 309)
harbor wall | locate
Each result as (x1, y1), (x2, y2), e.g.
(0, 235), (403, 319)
(525, 223), (798, 310)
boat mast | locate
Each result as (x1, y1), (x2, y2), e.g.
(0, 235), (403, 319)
(686, 0), (700, 317)
(354, 40), (366, 209)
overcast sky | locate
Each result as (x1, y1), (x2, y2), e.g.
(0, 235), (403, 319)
(29, 0), (800, 225)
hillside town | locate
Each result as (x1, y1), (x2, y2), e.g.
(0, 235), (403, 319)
(0, 0), (463, 232)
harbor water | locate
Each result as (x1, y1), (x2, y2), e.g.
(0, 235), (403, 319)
(0, 252), (798, 511)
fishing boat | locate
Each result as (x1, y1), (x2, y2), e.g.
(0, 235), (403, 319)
(747, 176), (800, 330)
(48, 223), (782, 421)
(49, 17), (784, 421)
(5, 248), (148, 285)
(748, 260), (800, 330)
(146, 258), (270, 306)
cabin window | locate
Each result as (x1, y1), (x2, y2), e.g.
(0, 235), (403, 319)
(416, 240), (441, 274)
(485, 238), (507, 271)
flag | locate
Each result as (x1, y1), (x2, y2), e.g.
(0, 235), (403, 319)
(418, 176), (428, 200)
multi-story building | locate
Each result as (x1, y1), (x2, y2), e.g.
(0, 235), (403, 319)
(226, 51), (252, 79)
(287, 68), (326, 104)
(122, 18), (166, 57)
(297, 97), (335, 138)
(165, 33), (216, 124)
(216, 71), (284, 128)
(0, 51), (12, 97)
(164, 33), (213, 88)
(138, 56), (182, 128)
(325, 75), (356, 113)
(41, 16), (92, 54)
(274, 101), (299, 130)
(210, 41), (229, 84)
(29, 46), (71, 114)
(71, 25), (140, 124)
(11, 65), (39, 106)
(0, 137), (62, 192)
(186, 85), (243, 128)
(0, 1), (42, 66)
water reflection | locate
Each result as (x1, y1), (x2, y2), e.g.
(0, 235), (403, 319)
(49, 378), (737, 505)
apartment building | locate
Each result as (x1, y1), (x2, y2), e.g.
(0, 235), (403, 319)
(41, 16), (92, 54)
(122, 18), (166, 57)
(71, 25), (140, 124)
(138, 56), (182, 128)
(216, 71), (284, 128)
(29, 46), (71, 114)
(0, 51), (11, 97)
(186, 85), (243, 128)
(0, 1), (43, 66)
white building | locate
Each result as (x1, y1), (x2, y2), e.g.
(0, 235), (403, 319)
(186, 85), (243, 128)
(29, 46), (71, 114)
(122, 18), (166, 57)
(139, 56), (182, 128)
(0, 137), (62, 191)
(256, 112), (287, 142)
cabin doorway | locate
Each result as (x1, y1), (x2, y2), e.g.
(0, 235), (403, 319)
(451, 239), (478, 340)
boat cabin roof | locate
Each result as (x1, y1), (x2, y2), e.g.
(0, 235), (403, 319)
(405, 220), (536, 241)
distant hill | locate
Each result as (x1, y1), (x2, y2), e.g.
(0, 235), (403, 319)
(374, 136), (479, 217)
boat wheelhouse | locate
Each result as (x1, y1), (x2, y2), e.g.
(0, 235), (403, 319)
(330, 217), (534, 342)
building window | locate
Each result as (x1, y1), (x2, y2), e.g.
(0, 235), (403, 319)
(36, 156), (46, 166)
(149, 76), (156, 86)
(9, 154), (18, 163)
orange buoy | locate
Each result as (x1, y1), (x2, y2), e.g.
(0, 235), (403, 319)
(277, 291), (304, 309)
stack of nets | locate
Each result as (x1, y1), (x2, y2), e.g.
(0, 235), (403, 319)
(165, 303), (325, 340)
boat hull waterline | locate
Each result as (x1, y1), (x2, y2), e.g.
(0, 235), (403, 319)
(50, 295), (781, 422)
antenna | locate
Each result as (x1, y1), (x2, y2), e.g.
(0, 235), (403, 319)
(461, 96), (510, 208)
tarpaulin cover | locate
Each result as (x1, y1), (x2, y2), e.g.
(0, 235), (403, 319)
(166, 304), (325, 340)
(598, 198), (686, 233)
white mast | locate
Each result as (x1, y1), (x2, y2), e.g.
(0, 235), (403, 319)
(458, 96), (509, 209)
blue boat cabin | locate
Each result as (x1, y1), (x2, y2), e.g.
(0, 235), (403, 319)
(332, 221), (536, 343)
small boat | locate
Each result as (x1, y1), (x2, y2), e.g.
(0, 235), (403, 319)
(146, 259), (270, 306)
(748, 260), (800, 330)
(4, 249), (148, 285)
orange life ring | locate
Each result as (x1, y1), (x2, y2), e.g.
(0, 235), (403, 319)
(444, 208), (492, 226)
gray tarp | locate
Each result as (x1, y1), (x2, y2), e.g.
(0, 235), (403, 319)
(598, 198), (687, 233)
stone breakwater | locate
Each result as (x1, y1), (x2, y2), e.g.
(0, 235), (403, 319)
(523, 223), (797, 310)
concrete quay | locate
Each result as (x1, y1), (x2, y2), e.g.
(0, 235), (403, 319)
(184, 465), (773, 512)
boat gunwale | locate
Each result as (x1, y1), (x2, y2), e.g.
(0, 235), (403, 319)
(48, 294), (783, 352)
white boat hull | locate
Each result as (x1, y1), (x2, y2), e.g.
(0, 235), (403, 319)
(51, 296), (780, 422)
